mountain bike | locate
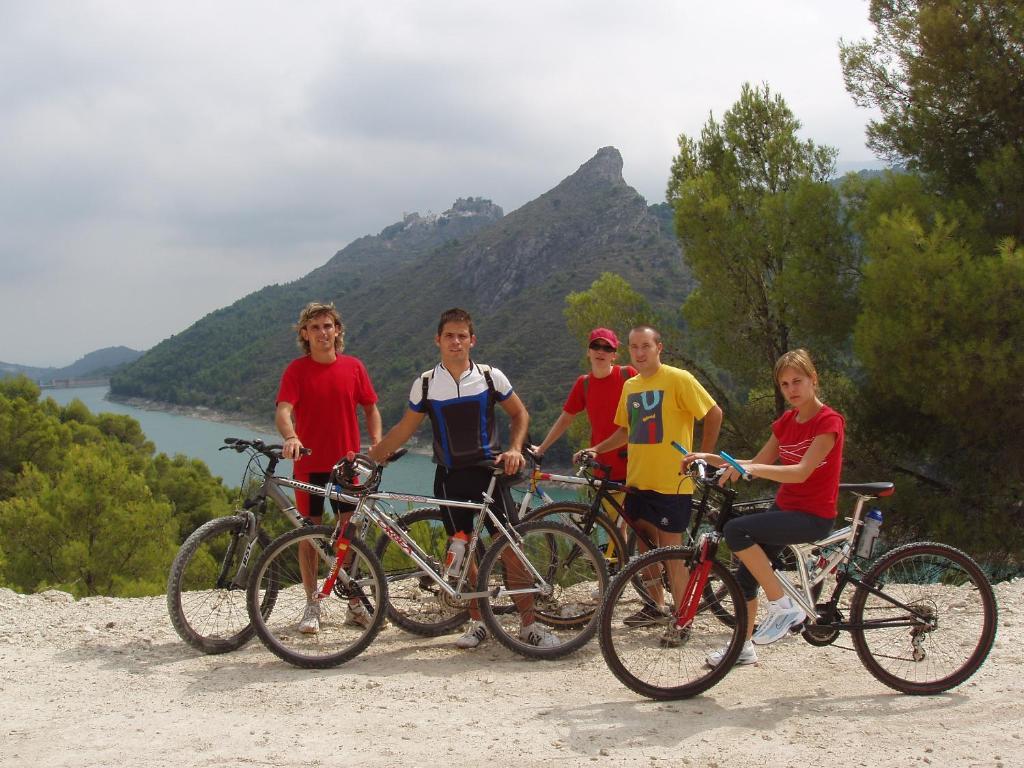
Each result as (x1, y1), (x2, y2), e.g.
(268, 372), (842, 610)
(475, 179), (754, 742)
(599, 460), (998, 699)
(520, 451), (771, 621)
(166, 437), (398, 654)
(246, 453), (609, 668)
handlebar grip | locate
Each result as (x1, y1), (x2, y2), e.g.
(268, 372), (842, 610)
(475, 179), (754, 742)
(671, 441), (689, 455)
(719, 451), (750, 480)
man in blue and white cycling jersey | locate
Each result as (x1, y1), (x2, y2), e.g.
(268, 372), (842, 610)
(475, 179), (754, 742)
(370, 307), (557, 650)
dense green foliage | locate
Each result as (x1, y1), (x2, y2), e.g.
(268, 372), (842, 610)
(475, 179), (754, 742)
(667, 83), (860, 414)
(0, 377), (233, 596)
(648, 6), (1023, 569)
(840, 0), (1024, 241)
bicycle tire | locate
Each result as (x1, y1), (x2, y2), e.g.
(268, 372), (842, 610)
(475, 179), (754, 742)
(599, 547), (748, 700)
(247, 525), (387, 669)
(849, 541), (997, 695)
(477, 520), (608, 659)
(373, 507), (471, 636)
(521, 501), (628, 578)
(167, 515), (274, 654)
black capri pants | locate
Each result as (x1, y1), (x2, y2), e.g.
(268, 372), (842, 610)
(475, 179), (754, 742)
(724, 507), (835, 600)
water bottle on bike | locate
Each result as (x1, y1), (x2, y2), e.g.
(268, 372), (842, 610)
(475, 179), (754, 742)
(444, 531), (469, 581)
(856, 507), (883, 558)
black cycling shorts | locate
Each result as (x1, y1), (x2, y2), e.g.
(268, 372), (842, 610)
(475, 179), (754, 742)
(433, 464), (516, 536)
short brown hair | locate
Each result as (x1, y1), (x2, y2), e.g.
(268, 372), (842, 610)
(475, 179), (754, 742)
(295, 302), (345, 355)
(629, 325), (662, 344)
(774, 348), (818, 387)
(437, 307), (474, 337)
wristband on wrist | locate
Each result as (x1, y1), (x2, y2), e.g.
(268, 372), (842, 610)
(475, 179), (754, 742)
(284, 435), (298, 442)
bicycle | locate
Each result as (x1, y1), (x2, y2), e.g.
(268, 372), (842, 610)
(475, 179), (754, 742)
(599, 459), (999, 699)
(166, 437), (398, 654)
(519, 451), (771, 621)
(246, 453), (609, 668)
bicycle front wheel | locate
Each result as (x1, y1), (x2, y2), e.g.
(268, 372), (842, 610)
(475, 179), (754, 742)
(247, 525), (387, 669)
(374, 507), (470, 636)
(850, 541), (997, 695)
(521, 501), (628, 577)
(167, 515), (273, 654)
(599, 547), (747, 700)
(477, 520), (608, 659)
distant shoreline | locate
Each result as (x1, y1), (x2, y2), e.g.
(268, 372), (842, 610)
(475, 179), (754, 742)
(106, 392), (279, 435)
(105, 389), (434, 456)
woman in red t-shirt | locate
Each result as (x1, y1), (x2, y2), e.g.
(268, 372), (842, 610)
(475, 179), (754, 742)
(534, 327), (637, 481)
(685, 349), (844, 667)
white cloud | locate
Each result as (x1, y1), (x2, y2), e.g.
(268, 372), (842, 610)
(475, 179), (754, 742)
(0, 0), (881, 366)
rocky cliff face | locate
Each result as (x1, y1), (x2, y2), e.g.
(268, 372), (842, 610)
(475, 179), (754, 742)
(456, 147), (678, 305)
(111, 147), (692, 436)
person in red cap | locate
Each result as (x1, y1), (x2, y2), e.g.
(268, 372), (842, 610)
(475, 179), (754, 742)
(534, 327), (637, 483)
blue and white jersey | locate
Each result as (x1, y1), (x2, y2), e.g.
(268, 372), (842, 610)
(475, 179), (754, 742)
(409, 362), (514, 469)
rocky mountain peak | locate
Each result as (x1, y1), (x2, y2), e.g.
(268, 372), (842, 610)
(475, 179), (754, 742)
(553, 146), (625, 192)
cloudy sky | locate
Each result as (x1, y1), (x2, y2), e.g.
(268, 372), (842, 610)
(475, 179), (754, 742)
(1, 1), (882, 367)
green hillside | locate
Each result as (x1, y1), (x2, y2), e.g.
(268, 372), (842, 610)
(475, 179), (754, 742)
(111, 147), (693, 452)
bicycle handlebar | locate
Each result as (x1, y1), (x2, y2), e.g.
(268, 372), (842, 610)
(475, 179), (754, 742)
(573, 452), (614, 478)
(718, 451), (751, 481)
(221, 437), (304, 459)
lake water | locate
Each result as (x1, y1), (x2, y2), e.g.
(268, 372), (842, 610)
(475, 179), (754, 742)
(43, 386), (574, 503)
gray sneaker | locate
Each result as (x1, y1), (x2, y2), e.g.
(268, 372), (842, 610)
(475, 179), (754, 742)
(520, 622), (559, 649)
(659, 624), (692, 648)
(345, 602), (373, 629)
(622, 604), (668, 627)
(455, 621), (488, 649)
(299, 601), (320, 634)
(706, 640), (759, 667)
(751, 600), (806, 645)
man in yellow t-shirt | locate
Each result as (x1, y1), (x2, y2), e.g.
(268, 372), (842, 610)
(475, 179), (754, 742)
(576, 325), (723, 630)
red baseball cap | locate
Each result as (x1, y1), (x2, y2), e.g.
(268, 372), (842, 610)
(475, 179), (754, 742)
(588, 328), (619, 349)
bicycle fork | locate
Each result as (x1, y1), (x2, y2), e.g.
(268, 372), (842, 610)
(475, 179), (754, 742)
(672, 535), (718, 629)
(313, 522), (372, 610)
(219, 511), (260, 590)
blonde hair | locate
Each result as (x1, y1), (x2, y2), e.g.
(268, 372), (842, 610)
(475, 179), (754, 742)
(295, 302), (345, 355)
(773, 348), (818, 388)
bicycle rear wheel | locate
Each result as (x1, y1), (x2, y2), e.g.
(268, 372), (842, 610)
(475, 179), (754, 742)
(521, 501), (628, 578)
(247, 525), (387, 669)
(477, 520), (608, 659)
(373, 507), (471, 636)
(167, 515), (274, 654)
(599, 547), (747, 700)
(850, 541), (997, 694)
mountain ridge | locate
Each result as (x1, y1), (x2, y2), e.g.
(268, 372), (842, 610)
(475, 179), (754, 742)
(111, 147), (693, 457)
(1, 346), (144, 383)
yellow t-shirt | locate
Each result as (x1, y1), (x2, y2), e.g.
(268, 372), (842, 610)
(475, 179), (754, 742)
(614, 365), (716, 494)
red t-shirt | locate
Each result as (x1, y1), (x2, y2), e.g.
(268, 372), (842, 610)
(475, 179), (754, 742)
(564, 365), (638, 481)
(772, 404), (845, 518)
(276, 355), (378, 473)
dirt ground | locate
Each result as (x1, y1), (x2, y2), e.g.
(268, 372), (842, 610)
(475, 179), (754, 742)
(1, 581), (1020, 768)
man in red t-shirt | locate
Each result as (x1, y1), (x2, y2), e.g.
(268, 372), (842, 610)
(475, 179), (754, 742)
(534, 327), (637, 480)
(276, 301), (382, 634)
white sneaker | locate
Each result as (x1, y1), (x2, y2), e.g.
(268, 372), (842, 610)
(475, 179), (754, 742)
(455, 621), (488, 649)
(751, 598), (806, 646)
(706, 640), (759, 667)
(299, 601), (320, 634)
(520, 622), (559, 649)
(345, 602), (373, 629)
